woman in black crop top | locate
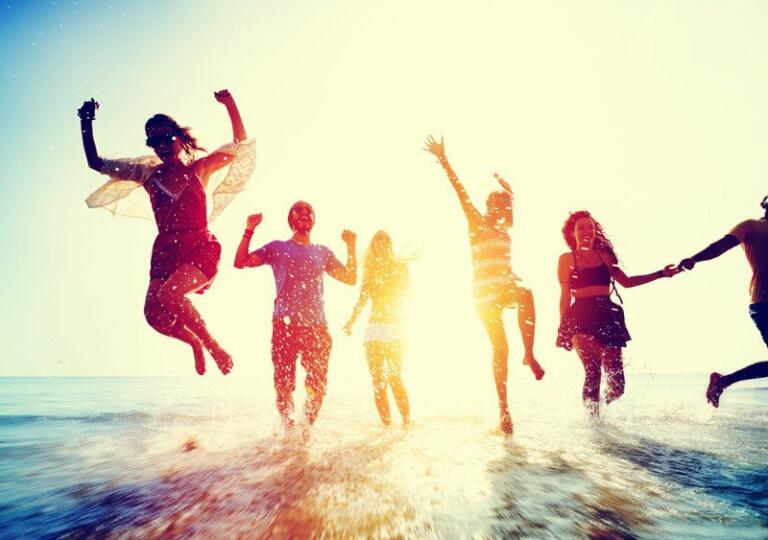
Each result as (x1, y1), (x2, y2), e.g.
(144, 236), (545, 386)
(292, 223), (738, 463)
(556, 211), (679, 416)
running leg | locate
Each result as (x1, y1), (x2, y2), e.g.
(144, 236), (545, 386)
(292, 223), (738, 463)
(365, 342), (392, 426)
(155, 264), (232, 374)
(707, 362), (768, 407)
(385, 342), (410, 425)
(602, 346), (625, 404)
(302, 326), (332, 426)
(480, 311), (513, 434)
(573, 334), (602, 415)
(514, 286), (544, 380)
(144, 279), (206, 375)
(271, 321), (298, 429)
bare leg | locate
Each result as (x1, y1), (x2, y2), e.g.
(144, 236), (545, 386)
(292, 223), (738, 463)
(385, 342), (410, 425)
(573, 334), (602, 416)
(480, 311), (513, 434)
(707, 362), (768, 407)
(144, 279), (206, 375)
(515, 287), (544, 380)
(365, 342), (392, 426)
(155, 264), (232, 374)
(602, 346), (625, 404)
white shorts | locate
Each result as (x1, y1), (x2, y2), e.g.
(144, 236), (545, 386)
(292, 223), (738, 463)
(364, 322), (406, 344)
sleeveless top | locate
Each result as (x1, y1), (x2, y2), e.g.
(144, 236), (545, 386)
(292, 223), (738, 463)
(145, 167), (207, 234)
(569, 253), (612, 289)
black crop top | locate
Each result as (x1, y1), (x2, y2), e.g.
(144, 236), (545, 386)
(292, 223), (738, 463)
(569, 255), (612, 289)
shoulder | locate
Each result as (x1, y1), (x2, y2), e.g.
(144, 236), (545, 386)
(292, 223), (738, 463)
(558, 252), (574, 266)
(258, 240), (283, 253)
(730, 219), (759, 242)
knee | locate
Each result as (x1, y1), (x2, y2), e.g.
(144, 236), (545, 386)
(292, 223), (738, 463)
(493, 344), (509, 361)
(144, 298), (174, 333)
(371, 369), (386, 386)
(519, 287), (533, 305)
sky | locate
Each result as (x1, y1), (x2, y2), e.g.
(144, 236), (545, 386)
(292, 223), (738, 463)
(1, 0), (767, 380)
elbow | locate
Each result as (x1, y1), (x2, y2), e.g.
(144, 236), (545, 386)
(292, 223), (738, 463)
(233, 259), (244, 269)
(87, 158), (103, 172)
(346, 272), (357, 286)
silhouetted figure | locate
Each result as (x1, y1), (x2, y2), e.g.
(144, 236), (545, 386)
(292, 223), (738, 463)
(424, 135), (543, 435)
(344, 231), (411, 427)
(678, 197), (768, 407)
(557, 211), (679, 416)
(79, 90), (256, 375)
(234, 204), (357, 432)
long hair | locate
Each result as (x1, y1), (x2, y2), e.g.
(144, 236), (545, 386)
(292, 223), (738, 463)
(145, 114), (206, 164)
(362, 231), (408, 297)
(561, 210), (618, 264)
(761, 195), (768, 219)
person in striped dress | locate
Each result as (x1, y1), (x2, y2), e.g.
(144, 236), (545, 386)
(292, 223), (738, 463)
(424, 135), (544, 435)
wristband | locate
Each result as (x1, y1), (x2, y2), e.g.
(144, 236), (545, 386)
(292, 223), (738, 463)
(656, 270), (664, 279)
(243, 229), (254, 239)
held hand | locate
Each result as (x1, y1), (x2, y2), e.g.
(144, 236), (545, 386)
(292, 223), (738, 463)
(341, 229), (357, 245)
(661, 264), (681, 278)
(77, 98), (99, 120)
(343, 323), (353, 336)
(246, 213), (263, 230)
(214, 89), (234, 105)
(678, 258), (695, 272)
(423, 134), (445, 159)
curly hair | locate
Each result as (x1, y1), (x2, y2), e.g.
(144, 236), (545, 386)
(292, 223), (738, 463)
(561, 210), (618, 264)
(145, 114), (206, 164)
(761, 195), (768, 219)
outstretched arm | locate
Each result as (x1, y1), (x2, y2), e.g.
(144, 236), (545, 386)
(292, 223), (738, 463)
(327, 230), (357, 285)
(78, 99), (104, 171)
(612, 264), (679, 288)
(678, 234), (740, 271)
(423, 135), (482, 225)
(233, 213), (266, 268)
(343, 287), (369, 335)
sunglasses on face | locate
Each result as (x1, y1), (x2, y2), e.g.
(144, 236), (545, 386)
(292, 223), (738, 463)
(146, 133), (177, 148)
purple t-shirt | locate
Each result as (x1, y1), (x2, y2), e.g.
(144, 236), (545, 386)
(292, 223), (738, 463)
(254, 239), (343, 326)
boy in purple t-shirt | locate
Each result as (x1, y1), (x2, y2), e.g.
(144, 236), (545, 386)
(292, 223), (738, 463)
(234, 201), (357, 430)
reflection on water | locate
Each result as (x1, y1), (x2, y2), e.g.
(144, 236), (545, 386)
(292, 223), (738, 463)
(0, 375), (766, 538)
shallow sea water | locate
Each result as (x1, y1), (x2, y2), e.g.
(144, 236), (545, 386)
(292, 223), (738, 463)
(0, 373), (765, 538)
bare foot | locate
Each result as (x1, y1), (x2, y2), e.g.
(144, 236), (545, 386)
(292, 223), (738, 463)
(706, 372), (724, 408)
(523, 354), (545, 381)
(499, 410), (513, 435)
(193, 344), (206, 376)
(281, 415), (295, 432)
(585, 399), (600, 417)
(209, 345), (233, 375)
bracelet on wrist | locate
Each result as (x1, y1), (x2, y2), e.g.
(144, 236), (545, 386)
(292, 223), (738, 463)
(243, 229), (254, 239)
(656, 270), (664, 279)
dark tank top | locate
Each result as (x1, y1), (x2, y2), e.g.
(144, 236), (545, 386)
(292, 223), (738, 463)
(145, 167), (208, 234)
(569, 253), (612, 289)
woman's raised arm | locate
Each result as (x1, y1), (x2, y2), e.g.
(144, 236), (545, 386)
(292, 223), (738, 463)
(423, 135), (482, 225)
(78, 98), (104, 171)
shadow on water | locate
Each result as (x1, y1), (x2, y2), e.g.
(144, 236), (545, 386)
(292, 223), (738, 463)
(600, 432), (768, 525)
(1, 431), (418, 539)
(486, 443), (653, 539)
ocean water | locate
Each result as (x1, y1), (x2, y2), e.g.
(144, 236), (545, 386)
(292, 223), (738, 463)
(0, 373), (766, 539)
